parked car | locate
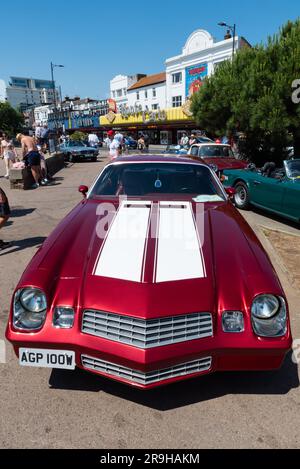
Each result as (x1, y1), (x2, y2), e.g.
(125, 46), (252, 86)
(164, 144), (189, 155)
(6, 156), (292, 389)
(223, 159), (300, 223)
(188, 143), (248, 173)
(59, 140), (99, 162)
(124, 136), (138, 150)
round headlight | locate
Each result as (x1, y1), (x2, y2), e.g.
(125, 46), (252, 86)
(20, 288), (47, 313)
(251, 295), (280, 320)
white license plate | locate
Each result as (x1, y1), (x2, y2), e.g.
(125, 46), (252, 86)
(19, 348), (76, 370)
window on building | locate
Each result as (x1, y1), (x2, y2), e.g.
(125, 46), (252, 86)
(172, 72), (182, 84)
(152, 104), (159, 110)
(137, 92), (140, 101)
(112, 91), (116, 98)
(172, 96), (182, 108)
(145, 90), (148, 99)
(153, 88), (156, 98)
(116, 89), (123, 97)
(123, 88), (127, 96)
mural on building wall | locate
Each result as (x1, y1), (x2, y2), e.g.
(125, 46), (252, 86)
(185, 63), (208, 98)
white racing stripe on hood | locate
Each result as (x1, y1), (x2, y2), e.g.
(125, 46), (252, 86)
(94, 201), (151, 282)
(155, 202), (205, 283)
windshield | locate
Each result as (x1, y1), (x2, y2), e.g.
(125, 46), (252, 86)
(199, 145), (234, 158)
(67, 140), (86, 147)
(91, 163), (225, 199)
(285, 160), (300, 179)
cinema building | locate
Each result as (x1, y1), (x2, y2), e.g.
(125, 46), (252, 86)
(102, 29), (250, 144)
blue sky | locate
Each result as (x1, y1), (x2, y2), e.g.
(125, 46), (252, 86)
(1, 0), (299, 99)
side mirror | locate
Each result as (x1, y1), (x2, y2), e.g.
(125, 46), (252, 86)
(78, 185), (89, 198)
(225, 187), (236, 198)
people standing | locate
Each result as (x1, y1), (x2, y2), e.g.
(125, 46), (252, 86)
(143, 133), (150, 152)
(138, 135), (145, 152)
(180, 133), (189, 146)
(88, 132), (100, 148)
(0, 186), (11, 250)
(3, 143), (17, 179)
(37, 144), (49, 183)
(189, 133), (197, 146)
(16, 133), (42, 188)
(40, 125), (49, 149)
(107, 130), (119, 160)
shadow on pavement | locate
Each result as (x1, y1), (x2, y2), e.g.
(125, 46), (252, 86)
(249, 207), (300, 231)
(11, 208), (36, 218)
(49, 352), (299, 410)
(0, 236), (46, 256)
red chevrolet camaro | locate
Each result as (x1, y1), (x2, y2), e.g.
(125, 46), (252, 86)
(6, 156), (292, 389)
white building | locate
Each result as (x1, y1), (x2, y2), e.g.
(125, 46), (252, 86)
(110, 74), (146, 109)
(3, 76), (60, 111)
(126, 72), (166, 112)
(166, 29), (248, 109)
(34, 105), (53, 126)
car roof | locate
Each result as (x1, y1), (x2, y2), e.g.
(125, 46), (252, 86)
(191, 143), (231, 147)
(110, 155), (207, 165)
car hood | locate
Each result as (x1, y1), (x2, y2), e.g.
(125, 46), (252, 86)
(20, 199), (283, 319)
(202, 158), (248, 170)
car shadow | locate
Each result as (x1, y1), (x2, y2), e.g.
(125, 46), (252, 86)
(11, 208), (36, 218)
(0, 236), (46, 256)
(49, 352), (299, 410)
(249, 207), (300, 230)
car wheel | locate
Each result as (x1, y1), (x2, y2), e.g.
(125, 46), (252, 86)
(91, 156), (98, 162)
(234, 182), (250, 210)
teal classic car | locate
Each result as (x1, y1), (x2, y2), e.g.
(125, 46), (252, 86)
(223, 159), (300, 223)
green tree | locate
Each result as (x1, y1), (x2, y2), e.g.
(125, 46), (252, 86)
(0, 102), (24, 137)
(70, 131), (86, 142)
(191, 19), (300, 164)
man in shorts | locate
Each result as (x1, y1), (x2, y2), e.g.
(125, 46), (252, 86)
(16, 133), (42, 188)
(0, 187), (11, 250)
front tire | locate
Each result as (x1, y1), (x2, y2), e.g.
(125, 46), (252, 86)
(234, 182), (250, 210)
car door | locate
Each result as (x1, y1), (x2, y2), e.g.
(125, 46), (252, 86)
(249, 172), (285, 212)
(280, 179), (300, 221)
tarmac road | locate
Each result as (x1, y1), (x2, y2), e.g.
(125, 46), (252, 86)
(0, 154), (299, 449)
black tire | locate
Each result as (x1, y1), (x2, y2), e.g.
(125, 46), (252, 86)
(234, 182), (251, 210)
(91, 157), (98, 162)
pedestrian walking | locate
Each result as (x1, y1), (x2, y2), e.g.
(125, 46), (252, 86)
(16, 133), (42, 188)
(0, 186), (11, 250)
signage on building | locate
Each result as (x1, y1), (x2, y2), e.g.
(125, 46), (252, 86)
(119, 104), (166, 123)
(108, 99), (117, 113)
(185, 63), (208, 98)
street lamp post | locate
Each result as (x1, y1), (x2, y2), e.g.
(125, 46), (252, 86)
(50, 62), (64, 150)
(218, 22), (237, 62)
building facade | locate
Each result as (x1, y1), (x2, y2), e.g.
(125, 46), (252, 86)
(102, 29), (249, 144)
(110, 74), (146, 110)
(4, 77), (60, 111)
(127, 73), (166, 111)
(165, 29), (242, 109)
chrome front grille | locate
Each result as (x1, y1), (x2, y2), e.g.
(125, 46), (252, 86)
(81, 355), (212, 385)
(82, 311), (213, 349)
